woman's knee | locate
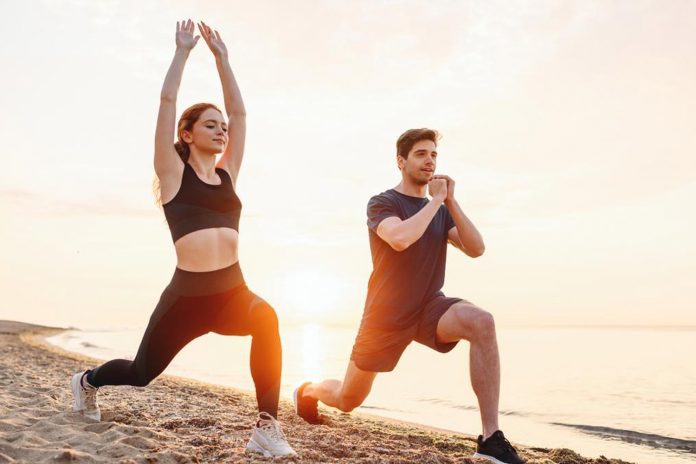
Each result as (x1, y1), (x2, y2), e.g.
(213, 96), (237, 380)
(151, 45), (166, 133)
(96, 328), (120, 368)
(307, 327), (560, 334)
(250, 300), (279, 333)
(132, 376), (151, 387)
(131, 361), (154, 387)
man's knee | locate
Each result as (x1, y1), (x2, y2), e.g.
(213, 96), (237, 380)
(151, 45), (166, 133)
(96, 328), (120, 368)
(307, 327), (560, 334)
(338, 393), (367, 413)
(447, 305), (496, 341)
(471, 309), (496, 340)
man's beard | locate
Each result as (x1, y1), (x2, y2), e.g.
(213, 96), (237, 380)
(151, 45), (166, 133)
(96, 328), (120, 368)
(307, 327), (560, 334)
(406, 169), (430, 186)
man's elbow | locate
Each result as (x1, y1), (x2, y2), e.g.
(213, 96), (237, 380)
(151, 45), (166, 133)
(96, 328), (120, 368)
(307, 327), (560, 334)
(390, 241), (408, 252)
(466, 243), (485, 258)
(389, 236), (411, 252)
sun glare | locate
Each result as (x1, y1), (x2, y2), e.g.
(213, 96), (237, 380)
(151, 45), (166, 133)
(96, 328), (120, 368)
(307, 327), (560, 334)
(300, 323), (325, 381)
(278, 270), (345, 320)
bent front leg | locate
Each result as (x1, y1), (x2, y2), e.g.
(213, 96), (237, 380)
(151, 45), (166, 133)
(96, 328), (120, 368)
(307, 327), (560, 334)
(436, 301), (501, 439)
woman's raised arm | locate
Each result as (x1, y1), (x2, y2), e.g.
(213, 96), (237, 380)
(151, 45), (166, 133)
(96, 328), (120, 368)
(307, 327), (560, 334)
(154, 20), (200, 177)
(198, 21), (246, 185)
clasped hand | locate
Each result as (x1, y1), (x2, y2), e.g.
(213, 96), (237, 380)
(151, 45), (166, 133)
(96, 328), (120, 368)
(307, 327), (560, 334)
(428, 175), (456, 203)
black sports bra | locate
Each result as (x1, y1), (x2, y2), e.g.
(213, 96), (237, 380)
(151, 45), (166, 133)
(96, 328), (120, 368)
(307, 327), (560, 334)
(162, 162), (242, 243)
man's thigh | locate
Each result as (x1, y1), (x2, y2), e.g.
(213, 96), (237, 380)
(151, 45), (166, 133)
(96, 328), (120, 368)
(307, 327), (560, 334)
(350, 324), (415, 372)
(414, 295), (464, 353)
(435, 300), (490, 344)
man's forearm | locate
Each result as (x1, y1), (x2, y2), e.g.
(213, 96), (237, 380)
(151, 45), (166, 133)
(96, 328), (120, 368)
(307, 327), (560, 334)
(392, 196), (445, 250)
(446, 198), (485, 256)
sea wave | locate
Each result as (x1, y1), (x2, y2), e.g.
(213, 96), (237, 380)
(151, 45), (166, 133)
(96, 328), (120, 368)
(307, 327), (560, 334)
(552, 423), (696, 454)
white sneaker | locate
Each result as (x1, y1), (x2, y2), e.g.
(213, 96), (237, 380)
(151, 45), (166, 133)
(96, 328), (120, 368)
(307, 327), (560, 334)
(245, 412), (297, 458)
(70, 371), (100, 421)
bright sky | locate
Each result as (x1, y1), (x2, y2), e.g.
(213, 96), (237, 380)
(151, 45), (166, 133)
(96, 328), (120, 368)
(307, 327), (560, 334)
(1, 0), (695, 330)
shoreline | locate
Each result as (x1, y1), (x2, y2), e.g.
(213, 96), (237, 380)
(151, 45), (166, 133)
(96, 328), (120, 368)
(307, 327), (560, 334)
(0, 320), (635, 463)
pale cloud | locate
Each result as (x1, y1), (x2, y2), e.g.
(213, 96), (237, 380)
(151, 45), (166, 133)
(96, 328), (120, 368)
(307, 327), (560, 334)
(0, 189), (154, 217)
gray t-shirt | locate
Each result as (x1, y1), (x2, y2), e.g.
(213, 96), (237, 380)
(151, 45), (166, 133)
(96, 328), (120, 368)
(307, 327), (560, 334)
(363, 189), (455, 330)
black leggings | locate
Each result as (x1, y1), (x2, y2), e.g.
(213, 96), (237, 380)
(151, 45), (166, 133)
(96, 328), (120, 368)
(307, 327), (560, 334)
(88, 263), (282, 417)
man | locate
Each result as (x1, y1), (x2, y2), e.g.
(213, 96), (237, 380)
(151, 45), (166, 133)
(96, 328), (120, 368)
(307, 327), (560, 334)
(294, 128), (525, 464)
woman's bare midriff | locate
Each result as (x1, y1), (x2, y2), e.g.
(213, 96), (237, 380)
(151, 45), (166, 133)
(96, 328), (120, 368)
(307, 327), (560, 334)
(173, 228), (239, 272)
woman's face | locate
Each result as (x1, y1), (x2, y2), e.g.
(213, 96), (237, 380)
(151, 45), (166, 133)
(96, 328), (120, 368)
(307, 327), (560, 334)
(183, 108), (228, 154)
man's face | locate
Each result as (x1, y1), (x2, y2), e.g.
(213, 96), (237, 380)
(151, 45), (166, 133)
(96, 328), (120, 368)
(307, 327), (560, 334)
(398, 139), (437, 186)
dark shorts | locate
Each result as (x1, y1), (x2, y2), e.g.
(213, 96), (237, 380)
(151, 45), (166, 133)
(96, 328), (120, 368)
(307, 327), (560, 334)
(350, 295), (467, 372)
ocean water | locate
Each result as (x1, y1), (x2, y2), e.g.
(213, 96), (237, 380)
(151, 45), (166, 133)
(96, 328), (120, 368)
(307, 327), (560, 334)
(47, 326), (696, 464)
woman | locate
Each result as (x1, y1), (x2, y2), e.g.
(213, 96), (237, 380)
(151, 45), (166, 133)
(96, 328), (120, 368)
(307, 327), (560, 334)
(70, 19), (296, 458)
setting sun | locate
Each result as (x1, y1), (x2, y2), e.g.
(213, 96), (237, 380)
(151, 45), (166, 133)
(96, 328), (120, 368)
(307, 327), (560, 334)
(275, 269), (347, 320)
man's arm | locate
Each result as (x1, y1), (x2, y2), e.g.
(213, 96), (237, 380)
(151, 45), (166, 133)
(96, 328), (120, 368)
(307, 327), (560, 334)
(376, 179), (448, 252)
(446, 199), (485, 257)
(434, 175), (485, 258)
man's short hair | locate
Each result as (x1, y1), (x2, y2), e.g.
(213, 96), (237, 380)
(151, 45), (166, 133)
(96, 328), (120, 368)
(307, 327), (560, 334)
(396, 128), (441, 159)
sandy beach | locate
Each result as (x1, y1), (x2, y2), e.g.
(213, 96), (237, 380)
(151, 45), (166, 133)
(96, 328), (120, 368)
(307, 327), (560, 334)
(0, 320), (635, 464)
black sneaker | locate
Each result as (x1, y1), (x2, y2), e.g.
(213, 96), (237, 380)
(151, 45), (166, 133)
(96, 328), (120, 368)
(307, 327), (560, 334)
(293, 382), (321, 424)
(473, 430), (525, 464)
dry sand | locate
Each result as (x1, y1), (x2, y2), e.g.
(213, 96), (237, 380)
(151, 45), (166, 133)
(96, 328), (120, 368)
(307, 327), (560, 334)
(0, 320), (635, 463)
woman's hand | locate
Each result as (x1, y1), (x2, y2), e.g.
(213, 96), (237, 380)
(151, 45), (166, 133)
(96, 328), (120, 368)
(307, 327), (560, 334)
(176, 19), (200, 51)
(197, 21), (228, 60)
